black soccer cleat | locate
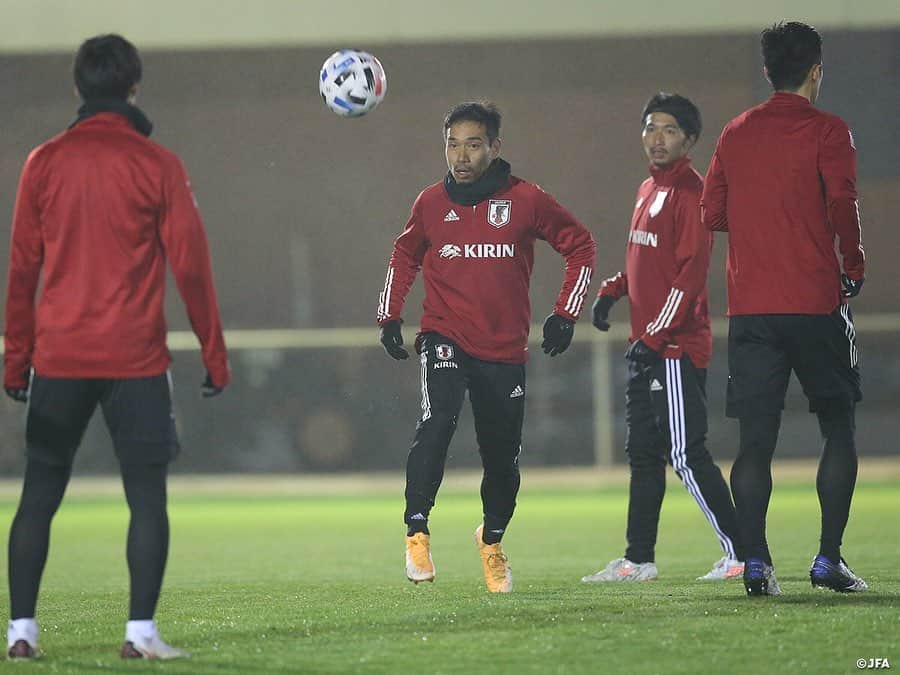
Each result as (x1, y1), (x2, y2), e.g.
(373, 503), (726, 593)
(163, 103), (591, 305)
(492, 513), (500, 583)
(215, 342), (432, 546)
(809, 555), (868, 592)
(743, 558), (782, 596)
(7, 639), (35, 659)
(121, 641), (144, 659)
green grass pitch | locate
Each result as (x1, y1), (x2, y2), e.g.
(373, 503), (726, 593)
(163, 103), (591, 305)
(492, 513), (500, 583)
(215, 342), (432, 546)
(0, 473), (897, 674)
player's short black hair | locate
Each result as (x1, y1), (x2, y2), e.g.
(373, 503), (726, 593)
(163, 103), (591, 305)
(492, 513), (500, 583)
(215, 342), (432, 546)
(443, 101), (502, 144)
(761, 21), (822, 91)
(74, 34), (142, 101)
(641, 93), (702, 141)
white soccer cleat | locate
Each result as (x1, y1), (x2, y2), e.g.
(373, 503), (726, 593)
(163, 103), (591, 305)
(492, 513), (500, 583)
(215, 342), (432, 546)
(697, 556), (745, 581)
(582, 557), (659, 582)
(7, 618), (38, 659)
(121, 621), (188, 660)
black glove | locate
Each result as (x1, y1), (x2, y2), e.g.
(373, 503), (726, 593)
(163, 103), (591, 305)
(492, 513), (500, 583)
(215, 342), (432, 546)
(625, 339), (660, 366)
(201, 372), (225, 398)
(5, 386), (28, 403)
(541, 313), (575, 356)
(592, 296), (616, 331)
(379, 319), (409, 360)
(841, 274), (864, 298)
(5, 369), (30, 403)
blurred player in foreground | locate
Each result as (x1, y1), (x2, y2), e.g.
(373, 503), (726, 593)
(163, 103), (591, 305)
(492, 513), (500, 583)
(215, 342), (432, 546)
(4, 34), (230, 659)
(377, 101), (595, 592)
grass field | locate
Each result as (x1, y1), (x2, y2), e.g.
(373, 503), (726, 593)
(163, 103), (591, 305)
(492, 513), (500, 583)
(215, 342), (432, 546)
(0, 467), (897, 674)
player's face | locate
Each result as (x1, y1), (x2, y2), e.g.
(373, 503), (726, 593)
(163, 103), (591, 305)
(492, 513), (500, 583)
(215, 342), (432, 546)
(642, 112), (694, 168)
(445, 120), (500, 184)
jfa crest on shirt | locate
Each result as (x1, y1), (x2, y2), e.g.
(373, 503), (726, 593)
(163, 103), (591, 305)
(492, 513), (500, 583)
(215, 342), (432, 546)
(488, 200), (511, 228)
(377, 175), (595, 364)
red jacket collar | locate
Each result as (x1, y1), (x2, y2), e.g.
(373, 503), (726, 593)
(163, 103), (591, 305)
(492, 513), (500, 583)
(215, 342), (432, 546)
(648, 156), (693, 186)
(73, 112), (134, 128)
(769, 91), (812, 106)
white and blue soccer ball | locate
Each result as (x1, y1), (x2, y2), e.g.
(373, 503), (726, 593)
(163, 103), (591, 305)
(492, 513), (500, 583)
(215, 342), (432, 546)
(319, 50), (387, 118)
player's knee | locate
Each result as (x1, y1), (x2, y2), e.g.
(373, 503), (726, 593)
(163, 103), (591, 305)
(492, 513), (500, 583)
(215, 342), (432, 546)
(17, 458), (70, 514)
(738, 414), (781, 455)
(480, 445), (521, 475)
(626, 449), (665, 472)
(121, 462), (168, 511)
(816, 406), (856, 446)
(676, 445), (718, 473)
(418, 411), (459, 435)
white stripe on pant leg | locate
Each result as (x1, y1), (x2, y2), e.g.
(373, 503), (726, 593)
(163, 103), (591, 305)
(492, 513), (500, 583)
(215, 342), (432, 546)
(420, 351), (431, 422)
(840, 305), (858, 367)
(665, 359), (737, 560)
(840, 305), (851, 364)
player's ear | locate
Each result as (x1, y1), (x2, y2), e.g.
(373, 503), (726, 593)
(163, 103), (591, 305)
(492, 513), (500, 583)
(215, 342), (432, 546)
(490, 137), (501, 159)
(810, 63), (823, 83)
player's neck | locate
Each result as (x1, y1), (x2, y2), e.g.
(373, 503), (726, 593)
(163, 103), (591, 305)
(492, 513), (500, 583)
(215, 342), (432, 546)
(443, 158), (511, 206)
(775, 84), (814, 103)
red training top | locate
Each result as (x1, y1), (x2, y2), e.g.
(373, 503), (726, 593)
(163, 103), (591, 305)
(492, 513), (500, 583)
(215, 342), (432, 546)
(702, 92), (865, 316)
(4, 113), (230, 388)
(377, 175), (596, 364)
(598, 157), (713, 368)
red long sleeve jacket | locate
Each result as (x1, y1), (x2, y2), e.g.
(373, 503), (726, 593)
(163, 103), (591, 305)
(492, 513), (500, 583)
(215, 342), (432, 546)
(377, 175), (596, 364)
(598, 157), (712, 368)
(4, 113), (230, 388)
(701, 92), (865, 315)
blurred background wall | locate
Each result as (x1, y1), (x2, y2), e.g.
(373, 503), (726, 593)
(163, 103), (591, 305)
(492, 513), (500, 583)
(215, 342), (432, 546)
(1, 1), (898, 474)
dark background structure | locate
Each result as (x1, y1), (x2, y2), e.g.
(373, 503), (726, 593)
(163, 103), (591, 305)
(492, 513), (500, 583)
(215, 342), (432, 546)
(1, 31), (897, 474)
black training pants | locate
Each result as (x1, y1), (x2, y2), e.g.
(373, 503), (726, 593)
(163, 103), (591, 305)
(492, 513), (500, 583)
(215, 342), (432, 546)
(404, 333), (525, 539)
(8, 373), (176, 620)
(727, 311), (860, 564)
(624, 356), (741, 564)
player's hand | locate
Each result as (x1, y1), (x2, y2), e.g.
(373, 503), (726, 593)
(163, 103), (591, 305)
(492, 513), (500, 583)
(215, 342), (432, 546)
(4, 386), (28, 403)
(841, 273), (864, 298)
(625, 339), (660, 366)
(541, 313), (575, 356)
(5, 369), (30, 403)
(201, 372), (225, 398)
(592, 296), (616, 331)
(380, 319), (409, 360)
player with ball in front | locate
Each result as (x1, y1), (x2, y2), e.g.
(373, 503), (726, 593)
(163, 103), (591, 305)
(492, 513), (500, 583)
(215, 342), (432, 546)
(377, 101), (596, 592)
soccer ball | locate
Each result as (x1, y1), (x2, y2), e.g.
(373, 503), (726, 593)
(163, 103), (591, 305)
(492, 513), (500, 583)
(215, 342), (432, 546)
(319, 50), (387, 118)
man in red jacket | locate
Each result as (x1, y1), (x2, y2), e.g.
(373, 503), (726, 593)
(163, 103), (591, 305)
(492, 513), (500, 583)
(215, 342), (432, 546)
(702, 22), (866, 597)
(582, 93), (743, 585)
(4, 35), (229, 659)
(377, 101), (595, 593)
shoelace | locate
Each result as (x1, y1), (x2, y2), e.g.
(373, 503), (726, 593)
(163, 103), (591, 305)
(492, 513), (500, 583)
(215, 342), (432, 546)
(487, 552), (509, 572)
(410, 540), (430, 565)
